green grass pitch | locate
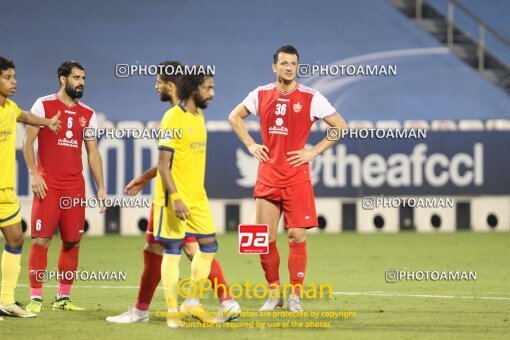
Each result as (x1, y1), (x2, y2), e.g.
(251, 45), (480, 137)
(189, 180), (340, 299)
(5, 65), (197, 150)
(0, 232), (508, 339)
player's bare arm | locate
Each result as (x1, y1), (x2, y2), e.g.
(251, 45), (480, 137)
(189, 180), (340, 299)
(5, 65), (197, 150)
(287, 113), (347, 167)
(157, 149), (189, 220)
(84, 139), (107, 214)
(23, 125), (47, 199)
(124, 166), (157, 196)
(17, 110), (62, 133)
(228, 103), (269, 162)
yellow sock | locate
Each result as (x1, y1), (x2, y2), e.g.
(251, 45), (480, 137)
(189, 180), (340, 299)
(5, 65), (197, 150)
(161, 254), (181, 310)
(187, 250), (215, 299)
(1, 248), (21, 306)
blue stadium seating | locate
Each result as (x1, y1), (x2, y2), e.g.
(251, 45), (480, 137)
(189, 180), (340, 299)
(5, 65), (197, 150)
(426, 0), (510, 65)
(3, 0), (510, 122)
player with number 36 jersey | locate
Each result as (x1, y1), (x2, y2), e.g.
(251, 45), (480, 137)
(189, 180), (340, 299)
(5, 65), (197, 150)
(229, 45), (347, 312)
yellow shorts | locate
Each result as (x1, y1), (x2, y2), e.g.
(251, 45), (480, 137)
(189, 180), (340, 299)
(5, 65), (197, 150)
(0, 188), (21, 228)
(153, 200), (216, 241)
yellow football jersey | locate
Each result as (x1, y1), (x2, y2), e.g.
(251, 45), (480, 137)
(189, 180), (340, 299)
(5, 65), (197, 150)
(0, 99), (22, 189)
(154, 104), (208, 207)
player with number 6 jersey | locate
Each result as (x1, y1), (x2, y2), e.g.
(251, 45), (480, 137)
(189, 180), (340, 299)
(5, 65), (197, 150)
(23, 61), (106, 313)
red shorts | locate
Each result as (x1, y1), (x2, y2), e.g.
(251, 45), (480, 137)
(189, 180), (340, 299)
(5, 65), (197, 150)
(253, 180), (318, 228)
(31, 187), (85, 242)
(145, 204), (197, 244)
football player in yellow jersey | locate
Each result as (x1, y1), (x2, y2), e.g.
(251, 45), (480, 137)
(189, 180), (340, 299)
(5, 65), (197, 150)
(154, 70), (218, 328)
(106, 62), (240, 325)
(0, 56), (61, 319)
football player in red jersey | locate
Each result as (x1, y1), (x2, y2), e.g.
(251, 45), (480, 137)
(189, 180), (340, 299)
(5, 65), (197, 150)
(229, 45), (347, 311)
(23, 61), (106, 312)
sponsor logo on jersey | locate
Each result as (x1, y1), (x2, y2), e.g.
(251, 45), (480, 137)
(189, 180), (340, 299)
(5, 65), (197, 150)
(269, 126), (288, 135)
(275, 118), (284, 127)
(65, 110), (76, 115)
(0, 128), (13, 141)
(66, 130), (73, 139)
(57, 138), (79, 148)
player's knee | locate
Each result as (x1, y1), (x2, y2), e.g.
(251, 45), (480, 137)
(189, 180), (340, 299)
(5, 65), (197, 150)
(63, 241), (80, 248)
(183, 242), (197, 260)
(288, 229), (306, 243)
(197, 239), (218, 253)
(6, 234), (24, 249)
(164, 240), (184, 255)
(32, 237), (51, 248)
(145, 242), (164, 255)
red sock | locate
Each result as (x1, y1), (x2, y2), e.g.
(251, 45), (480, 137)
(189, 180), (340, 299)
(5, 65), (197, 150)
(288, 241), (307, 297)
(57, 246), (80, 298)
(260, 241), (280, 287)
(209, 258), (232, 303)
(29, 244), (49, 299)
(135, 249), (163, 311)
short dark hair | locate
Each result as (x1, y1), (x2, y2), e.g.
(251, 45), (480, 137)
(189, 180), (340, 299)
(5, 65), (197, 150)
(158, 60), (183, 84)
(273, 45), (299, 64)
(177, 69), (214, 100)
(0, 56), (15, 76)
(58, 61), (84, 82)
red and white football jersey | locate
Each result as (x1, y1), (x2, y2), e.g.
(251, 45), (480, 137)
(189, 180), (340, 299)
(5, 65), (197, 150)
(31, 94), (97, 189)
(242, 82), (337, 187)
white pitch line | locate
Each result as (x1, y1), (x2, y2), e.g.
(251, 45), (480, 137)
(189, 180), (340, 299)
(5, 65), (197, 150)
(332, 291), (510, 301)
(16, 284), (510, 301)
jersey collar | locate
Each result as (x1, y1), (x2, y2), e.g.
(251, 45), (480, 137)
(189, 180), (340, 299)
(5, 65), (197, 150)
(56, 93), (79, 108)
(275, 82), (299, 95)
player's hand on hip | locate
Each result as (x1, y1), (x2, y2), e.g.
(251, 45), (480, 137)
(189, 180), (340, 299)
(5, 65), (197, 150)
(97, 188), (107, 214)
(49, 111), (62, 133)
(287, 147), (318, 167)
(124, 176), (147, 196)
(248, 143), (269, 162)
(30, 172), (48, 199)
(172, 199), (190, 221)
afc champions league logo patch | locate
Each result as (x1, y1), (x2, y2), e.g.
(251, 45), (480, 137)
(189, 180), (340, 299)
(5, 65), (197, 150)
(293, 102), (302, 113)
(79, 116), (87, 128)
